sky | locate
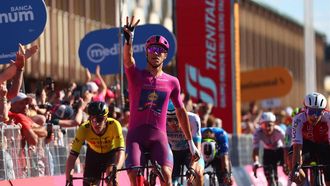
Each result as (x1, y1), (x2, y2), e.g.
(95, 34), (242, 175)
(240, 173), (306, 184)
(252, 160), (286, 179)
(253, 0), (330, 43)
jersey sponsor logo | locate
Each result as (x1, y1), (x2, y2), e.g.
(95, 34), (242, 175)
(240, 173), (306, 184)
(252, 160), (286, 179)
(292, 126), (297, 139)
(72, 137), (80, 144)
(138, 89), (166, 113)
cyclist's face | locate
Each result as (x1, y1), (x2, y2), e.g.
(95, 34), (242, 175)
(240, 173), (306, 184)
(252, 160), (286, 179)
(146, 45), (168, 67)
(260, 121), (275, 135)
(306, 108), (324, 123)
(202, 130), (215, 139)
(90, 116), (106, 134)
(167, 117), (179, 130)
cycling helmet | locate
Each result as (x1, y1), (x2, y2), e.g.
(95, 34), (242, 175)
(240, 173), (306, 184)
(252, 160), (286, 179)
(145, 35), (169, 51)
(304, 92), (327, 109)
(87, 101), (109, 117)
(167, 100), (176, 119)
(201, 138), (217, 164)
(259, 112), (276, 124)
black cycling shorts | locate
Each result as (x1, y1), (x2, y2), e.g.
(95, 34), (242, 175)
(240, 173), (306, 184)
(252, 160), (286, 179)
(83, 145), (116, 179)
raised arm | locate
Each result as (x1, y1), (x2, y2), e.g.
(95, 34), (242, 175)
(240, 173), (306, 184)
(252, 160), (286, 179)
(94, 65), (107, 95)
(7, 44), (39, 99)
(123, 16), (140, 68)
(85, 67), (92, 83)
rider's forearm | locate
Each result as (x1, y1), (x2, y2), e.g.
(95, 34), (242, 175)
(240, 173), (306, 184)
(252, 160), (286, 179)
(123, 44), (135, 68)
(176, 108), (192, 140)
(252, 148), (259, 163)
(65, 154), (78, 180)
(221, 155), (231, 173)
(114, 149), (125, 169)
(292, 144), (302, 166)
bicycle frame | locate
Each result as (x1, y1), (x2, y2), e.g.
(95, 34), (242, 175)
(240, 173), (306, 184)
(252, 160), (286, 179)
(70, 173), (112, 186)
(301, 164), (327, 186)
(175, 164), (197, 186)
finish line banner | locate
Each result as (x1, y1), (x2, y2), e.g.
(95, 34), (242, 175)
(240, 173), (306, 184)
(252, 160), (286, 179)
(175, 0), (234, 132)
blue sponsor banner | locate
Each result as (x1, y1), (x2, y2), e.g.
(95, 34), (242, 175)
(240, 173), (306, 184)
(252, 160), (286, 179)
(78, 24), (176, 74)
(0, 0), (47, 64)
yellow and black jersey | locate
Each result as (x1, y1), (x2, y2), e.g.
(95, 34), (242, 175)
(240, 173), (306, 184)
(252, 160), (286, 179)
(71, 118), (125, 154)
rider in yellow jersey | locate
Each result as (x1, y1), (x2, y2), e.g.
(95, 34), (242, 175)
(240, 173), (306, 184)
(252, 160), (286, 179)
(65, 101), (125, 186)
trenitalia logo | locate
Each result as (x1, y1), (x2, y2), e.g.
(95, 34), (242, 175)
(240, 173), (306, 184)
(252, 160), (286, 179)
(0, 6), (34, 24)
(87, 43), (145, 63)
(185, 64), (218, 107)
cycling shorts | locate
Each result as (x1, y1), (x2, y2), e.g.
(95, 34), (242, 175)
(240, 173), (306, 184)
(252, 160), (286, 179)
(125, 125), (173, 168)
(84, 145), (116, 179)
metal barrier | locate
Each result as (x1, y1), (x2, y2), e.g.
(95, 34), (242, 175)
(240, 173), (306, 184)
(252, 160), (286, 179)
(0, 122), (258, 181)
(0, 123), (86, 180)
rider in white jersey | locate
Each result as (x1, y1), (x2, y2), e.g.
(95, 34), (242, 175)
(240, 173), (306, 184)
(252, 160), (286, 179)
(166, 100), (204, 185)
(252, 112), (285, 186)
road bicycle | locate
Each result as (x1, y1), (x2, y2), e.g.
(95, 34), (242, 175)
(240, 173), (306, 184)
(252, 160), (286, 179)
(253, 164), (279, 186)
(174, 163), (197, 186)
(68, 161), (164, 186)
(67, 152), (165, 186)
(203, 169), (217, 186)
(294, 162), (328, 186)
(119, 152), (165, 186)
(67, 171), (116, 186)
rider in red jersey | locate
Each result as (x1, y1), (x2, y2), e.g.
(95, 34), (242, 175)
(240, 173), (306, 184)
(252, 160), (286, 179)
(290, 92), (330, 185)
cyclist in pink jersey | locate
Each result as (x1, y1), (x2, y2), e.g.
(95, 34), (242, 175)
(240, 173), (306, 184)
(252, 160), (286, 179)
(123, 16), (200, 186)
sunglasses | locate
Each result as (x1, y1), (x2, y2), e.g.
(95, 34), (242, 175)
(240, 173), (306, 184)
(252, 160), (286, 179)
(147, 46), (167, 54)
(91, 116), (106, 123)
(307, 108), (323, 116)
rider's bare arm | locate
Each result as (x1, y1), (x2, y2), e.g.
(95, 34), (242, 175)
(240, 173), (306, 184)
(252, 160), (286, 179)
(252, 148), (259, 163)
(123, 16), (140, 68)
(176, 107), (193, 140)
(221, 154), (231, 173)
(65, 153), (79, 181)
(291, 144), (303, 166)
(123, 42), (135, 68)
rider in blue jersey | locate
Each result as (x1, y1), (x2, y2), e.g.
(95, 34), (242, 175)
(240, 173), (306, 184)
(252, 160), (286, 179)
(201, 127), (233, 185)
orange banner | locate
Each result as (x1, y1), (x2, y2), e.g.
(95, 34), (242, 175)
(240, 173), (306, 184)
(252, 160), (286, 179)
(241, 67), (293, 102)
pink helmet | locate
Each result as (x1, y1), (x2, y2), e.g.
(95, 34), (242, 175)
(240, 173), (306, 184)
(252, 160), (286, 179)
(145, 35), (170, 51)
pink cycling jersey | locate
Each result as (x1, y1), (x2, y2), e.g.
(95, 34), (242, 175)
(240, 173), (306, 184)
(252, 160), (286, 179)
(125, 64), (183, 132)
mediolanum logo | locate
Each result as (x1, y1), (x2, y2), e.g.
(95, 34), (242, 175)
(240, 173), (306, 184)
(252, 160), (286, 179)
(0, 1), (47, 64)
(87, 43), (145, 63)
(0, 6), (34, 23)
(79, 25), (176, 74)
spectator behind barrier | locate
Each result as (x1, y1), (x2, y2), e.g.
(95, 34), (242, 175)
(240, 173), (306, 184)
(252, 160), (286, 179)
(85, 65), (107, 102)
(9, 92), (47, 145)
(0, 136), (15, 180)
